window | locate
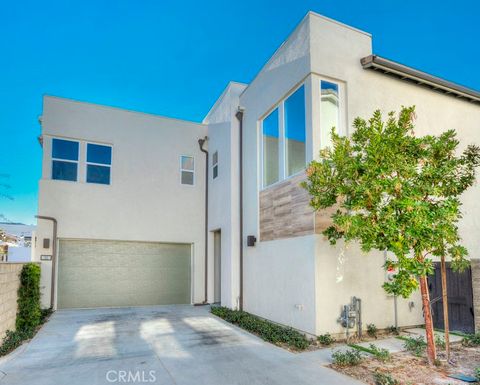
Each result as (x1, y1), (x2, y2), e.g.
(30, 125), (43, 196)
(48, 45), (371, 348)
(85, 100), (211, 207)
(262, 108), (280, 188)
(284, 85), (306, 176)
(180, 156), (194, 185)
(86, 143), (112, 185)
(320, 80), (339, 149)
(51, 138), (79, 181)
(212, 151), (218, 179)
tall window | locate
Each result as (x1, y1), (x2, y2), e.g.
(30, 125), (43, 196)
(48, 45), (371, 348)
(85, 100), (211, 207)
(180, 156), (194, 185)
(320, 81), (339, 149)
(212, 151), (218, 179)
(284, 85), (306, 176)
(87, 143), (112, 185)
(262, 108), (279, 188)
(51, 138), (79, 181)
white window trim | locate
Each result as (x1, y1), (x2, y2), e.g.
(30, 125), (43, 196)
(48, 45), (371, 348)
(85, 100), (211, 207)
(84, 141), (113, 185)
(212, 151), (218, 179)
(180, 155), (195, 186)
(260, 82), (307, 190)
(51, 138), (80, 182)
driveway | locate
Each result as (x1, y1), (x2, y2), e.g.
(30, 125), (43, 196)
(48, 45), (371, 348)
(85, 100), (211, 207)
(0, 305), (361, 385)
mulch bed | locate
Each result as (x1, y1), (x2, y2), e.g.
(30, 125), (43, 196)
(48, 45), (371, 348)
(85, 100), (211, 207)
(331, 345), (480, 385)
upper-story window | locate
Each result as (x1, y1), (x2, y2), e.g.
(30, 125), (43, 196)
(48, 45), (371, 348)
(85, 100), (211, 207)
(284, 85), (306, 176)
(262, 108), (280, 188)
(212, 151), (218, 179)
(180, 156), (194, 185)
(86, 143), (112, 185)
(261, 84), (306, 188)
(320, 80), (340, 149)
(51, 138), (79, 181)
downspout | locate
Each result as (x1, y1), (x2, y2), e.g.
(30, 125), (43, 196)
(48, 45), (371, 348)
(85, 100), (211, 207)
(35, 215), (57, 309)
(195, 136), (209, 305)
(235, 108), (244, 311)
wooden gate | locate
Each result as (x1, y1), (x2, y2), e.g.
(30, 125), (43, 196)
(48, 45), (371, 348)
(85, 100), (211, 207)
(428, 262), (475, 333)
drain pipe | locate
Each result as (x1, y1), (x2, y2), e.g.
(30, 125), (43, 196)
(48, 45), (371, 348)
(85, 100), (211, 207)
(194, 136), (209, 306)
(235, 108), (244, 311)
(35, 215), (57, 309)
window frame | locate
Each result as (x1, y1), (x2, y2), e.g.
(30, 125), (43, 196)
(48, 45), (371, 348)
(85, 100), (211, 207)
(212, 151), (218, 180)
(180, 155), (195, 186)
(85, 142), (113, 185)
(51, 137), (80, 182)
(260, 82), (307, 190)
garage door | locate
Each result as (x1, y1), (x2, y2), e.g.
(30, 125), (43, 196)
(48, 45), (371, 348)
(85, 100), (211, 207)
(57, 239), (191, 309)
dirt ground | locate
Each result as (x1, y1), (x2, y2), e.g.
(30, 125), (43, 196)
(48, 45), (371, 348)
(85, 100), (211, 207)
(331, 345), (480, 385)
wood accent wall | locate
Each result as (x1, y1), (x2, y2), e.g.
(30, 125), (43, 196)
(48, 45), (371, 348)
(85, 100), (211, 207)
(259, 173), (337, 241)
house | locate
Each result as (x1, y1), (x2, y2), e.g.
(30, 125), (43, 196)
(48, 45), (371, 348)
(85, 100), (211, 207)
(0, 223), (35, 262)
(34, 12), (480, 336)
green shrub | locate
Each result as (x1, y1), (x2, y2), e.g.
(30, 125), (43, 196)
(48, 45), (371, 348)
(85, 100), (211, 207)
(474, 367), (480, 381)
(402, 336), (426, 357)
(318, 333), (335, 346)
(373, 371), (399, 385)
(332, 349), (362, 367)
(367, 323), (378, 338)
(16, 263), (41, 332)
(368, 344), (391, 362)
(435, 334), (446, 350)
(386, 325), (399, 335)
(211, 306), (310, 350)
(462, 333), (480, 347)
(0, 329), (34, 356)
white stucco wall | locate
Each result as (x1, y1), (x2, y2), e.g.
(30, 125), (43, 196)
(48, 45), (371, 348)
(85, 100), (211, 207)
(240, 11), (480, 335)
(35, 96), (207, 308)
(204, 82), (246, 308)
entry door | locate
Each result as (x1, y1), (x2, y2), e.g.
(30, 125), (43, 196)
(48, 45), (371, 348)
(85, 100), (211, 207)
(428, 262), (475, 333)
(214, 230), (221, 303)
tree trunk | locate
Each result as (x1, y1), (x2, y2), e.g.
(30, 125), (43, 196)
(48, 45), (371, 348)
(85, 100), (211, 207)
(440, 256), (450, 360)
(419, 275), (437, 364)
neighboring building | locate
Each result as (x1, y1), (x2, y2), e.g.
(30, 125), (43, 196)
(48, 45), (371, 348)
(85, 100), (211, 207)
(34, 12), (480, 335)
(0, 223), (35, 262)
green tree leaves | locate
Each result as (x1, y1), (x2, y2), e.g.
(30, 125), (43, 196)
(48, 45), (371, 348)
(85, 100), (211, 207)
(303, 106), (480, 298)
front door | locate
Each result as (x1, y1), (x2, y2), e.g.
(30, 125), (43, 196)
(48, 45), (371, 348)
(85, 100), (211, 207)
(214, 230), (221, 304)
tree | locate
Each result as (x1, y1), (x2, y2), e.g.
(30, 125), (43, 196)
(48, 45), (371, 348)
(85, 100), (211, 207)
(302, 107), (480, 364)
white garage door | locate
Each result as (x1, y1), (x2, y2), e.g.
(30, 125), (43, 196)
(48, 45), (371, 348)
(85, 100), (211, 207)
(57, 239), (191, 309)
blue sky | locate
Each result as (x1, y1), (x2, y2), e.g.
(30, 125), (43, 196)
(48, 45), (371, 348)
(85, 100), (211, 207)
(0, 0), (479, 225)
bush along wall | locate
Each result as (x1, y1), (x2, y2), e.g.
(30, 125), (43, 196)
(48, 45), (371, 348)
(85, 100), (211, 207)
(211, 306), (310, 350)
(0, 263), (51, 357)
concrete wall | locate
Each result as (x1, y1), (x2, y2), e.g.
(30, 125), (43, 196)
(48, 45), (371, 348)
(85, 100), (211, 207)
(472, 259), (480, 332)
(0, 263), (24, 340)
(35, 96), (207, 308)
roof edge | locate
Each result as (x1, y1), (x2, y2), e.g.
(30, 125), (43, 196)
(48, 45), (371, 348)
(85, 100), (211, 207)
(361, 55), (480, 104)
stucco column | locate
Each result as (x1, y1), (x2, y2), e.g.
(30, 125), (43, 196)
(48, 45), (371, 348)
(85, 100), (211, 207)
(471, 259), (480, 332)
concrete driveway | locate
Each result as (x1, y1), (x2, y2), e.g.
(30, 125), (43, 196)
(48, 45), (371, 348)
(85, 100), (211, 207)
(0, 305), (361, 385)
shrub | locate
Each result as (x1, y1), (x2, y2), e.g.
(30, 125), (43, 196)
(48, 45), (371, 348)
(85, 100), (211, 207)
(435, 334), (446, 350)
(367, 323), (378, 338)
(462, 333), (480, 347)
(402, 336), (426, 357)
(386, 325), (399, 335)
(16, 263), (41, 332)
(373, 371), (399, 385)
(0, 329), (34, 356)
(474, 367), (480, 381)
(318, 333), (335, 346)
(368, 344), (391, 362)
(211, 306), (310, 350)
(332, 349), (362, 367)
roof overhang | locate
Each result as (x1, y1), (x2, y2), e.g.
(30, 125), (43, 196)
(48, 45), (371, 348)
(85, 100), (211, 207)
(361, 55), (480, 104)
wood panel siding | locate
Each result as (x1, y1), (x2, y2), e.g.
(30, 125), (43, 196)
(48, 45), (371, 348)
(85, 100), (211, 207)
(259, 173), (336, 241)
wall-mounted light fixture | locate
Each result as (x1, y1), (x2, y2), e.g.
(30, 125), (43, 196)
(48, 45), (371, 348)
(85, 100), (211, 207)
(247, 235), (256, 247)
